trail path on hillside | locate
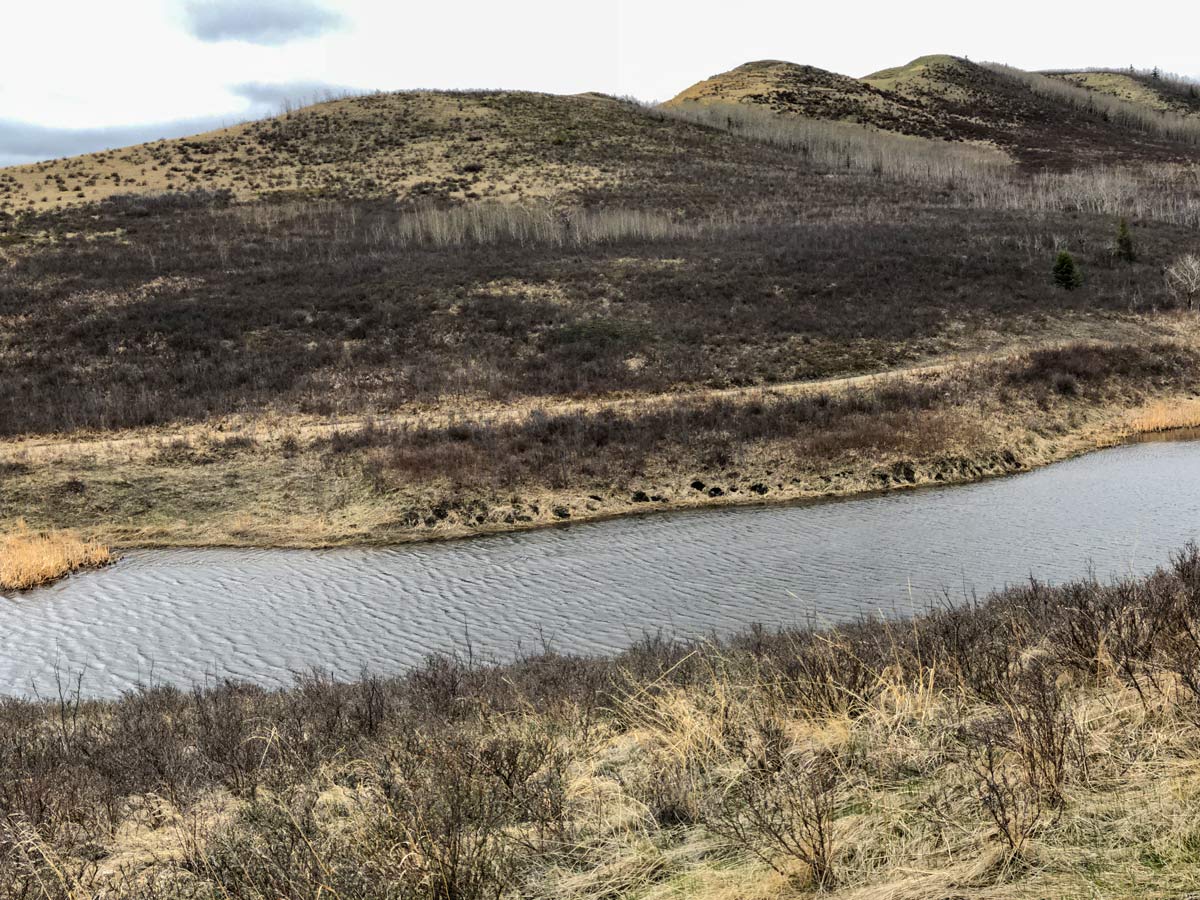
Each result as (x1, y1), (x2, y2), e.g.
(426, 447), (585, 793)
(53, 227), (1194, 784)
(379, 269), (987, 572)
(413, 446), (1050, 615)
(0, 342), (1065, 462)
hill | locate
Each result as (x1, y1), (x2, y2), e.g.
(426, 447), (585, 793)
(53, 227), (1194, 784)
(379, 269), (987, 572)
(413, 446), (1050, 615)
(669, 54), (1200, 168)
(1048, 68), (1200, 117)
(4, 56), (1200, 549)
(662, 59), (958, 140)
(0, 90), (773, 213)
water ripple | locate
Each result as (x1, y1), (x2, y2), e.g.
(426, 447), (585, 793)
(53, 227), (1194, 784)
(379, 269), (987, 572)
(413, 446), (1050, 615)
(3, 441), (1199, 697)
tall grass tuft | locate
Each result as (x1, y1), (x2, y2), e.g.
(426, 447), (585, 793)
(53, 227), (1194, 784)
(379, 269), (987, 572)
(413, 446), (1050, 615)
(0, 521), (111, 591)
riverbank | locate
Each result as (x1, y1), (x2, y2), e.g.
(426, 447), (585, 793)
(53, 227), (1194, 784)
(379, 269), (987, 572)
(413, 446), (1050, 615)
(6, 549), (1200, 897)
(0, 522), (111, 590)
(2, 339), (1199, 550)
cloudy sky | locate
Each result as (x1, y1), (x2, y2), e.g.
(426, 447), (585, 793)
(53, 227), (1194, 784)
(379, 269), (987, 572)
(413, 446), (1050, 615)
(2, 0), (1197, 165)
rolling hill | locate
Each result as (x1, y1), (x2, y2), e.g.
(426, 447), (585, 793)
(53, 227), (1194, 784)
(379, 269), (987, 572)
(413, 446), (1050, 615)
(1048, 68), (1200, 117)
(0, 90), (781, 213)
(667, 54), (1200, 168)
(6, 57), (1200, 216)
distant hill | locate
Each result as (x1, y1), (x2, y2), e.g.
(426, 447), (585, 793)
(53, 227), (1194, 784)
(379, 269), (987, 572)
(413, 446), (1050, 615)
(0, 91), (778, 213)
(662, 59), (957, 140)
(5, 58), (1200, 215)
(1046, 68), (1200, 117)
(668, 54), (1200, 168)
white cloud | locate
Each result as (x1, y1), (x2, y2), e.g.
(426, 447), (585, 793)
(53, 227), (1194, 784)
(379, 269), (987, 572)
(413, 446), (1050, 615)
(181, 0), (345, 46)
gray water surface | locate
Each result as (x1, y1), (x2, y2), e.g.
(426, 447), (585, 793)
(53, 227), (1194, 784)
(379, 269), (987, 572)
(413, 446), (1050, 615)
(4, 440), (1200, 698)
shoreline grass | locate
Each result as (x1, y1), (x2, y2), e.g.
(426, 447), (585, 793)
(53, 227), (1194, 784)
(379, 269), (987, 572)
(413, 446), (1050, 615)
(0, 521), (111, 591)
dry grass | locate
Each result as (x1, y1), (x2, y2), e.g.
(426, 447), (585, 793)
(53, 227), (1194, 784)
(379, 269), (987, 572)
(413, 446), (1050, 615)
(0, 339), (1194, 550)
(0, 520), (111, 590)
(1128, 397), (1200, 434)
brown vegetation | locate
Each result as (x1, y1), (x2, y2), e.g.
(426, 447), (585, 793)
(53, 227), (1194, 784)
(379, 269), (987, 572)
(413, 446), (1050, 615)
(4, 58), (1200, 545)
(0, 521), (110, 590)
(7, 549), (1200, 896)
(2, 339), (1196, 548)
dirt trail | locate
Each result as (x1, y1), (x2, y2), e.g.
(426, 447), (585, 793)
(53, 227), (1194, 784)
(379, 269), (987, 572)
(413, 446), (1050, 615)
(0, 343), (1055, 462)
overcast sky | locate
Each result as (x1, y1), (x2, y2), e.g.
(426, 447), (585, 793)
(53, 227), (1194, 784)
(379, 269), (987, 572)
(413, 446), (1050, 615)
(2, 0), (1197, 166)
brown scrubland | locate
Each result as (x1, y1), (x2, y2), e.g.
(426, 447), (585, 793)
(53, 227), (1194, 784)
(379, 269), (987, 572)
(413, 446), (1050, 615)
(4, 81), (1200, 546)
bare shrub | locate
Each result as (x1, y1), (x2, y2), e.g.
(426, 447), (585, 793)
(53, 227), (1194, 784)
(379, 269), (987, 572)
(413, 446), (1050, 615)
(374, 728), (568, 900)
(1000, 665), (1085, 807)
(703, 750), (841, 888)
(972, 741), (1045, 855)
(1165, 253), (1200, 309)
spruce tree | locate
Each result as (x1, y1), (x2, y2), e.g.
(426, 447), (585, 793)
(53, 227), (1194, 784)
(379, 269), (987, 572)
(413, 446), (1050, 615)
(1054, 251), (1083, 290)
(1116, 218), (1137, 262)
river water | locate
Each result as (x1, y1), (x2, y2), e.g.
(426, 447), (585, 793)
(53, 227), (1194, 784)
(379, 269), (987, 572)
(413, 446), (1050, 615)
(4, 439), (1200, 697)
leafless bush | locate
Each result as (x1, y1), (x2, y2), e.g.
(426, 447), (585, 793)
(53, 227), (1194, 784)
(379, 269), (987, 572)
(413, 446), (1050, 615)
(704, 750), (841, 888)
(375, 728), (568, 900)
(1166, 253), (1200, 309)
(1001, 665), (1085, 807)
(972, 742), (1045, 855)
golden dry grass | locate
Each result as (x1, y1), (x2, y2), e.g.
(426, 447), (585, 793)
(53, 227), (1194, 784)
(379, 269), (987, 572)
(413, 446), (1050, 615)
(1128, 397), (1200, 433)
(0, 520), (111, 590)
(0, 91), (632, 212)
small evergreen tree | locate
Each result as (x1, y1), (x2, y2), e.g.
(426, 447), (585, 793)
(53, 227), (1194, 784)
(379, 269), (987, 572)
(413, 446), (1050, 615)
(1053, 251), (1083, 290)
(1116, 218), (1137, 262)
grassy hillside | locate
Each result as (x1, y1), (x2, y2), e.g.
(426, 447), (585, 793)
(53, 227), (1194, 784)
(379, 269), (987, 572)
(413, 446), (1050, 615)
(1049, 68), (1200, 117)
(4, 60), (1200, 547)
(0, 91), (743, 213)
(669, 55), (1200, 168)
(662, 60), (958, 140)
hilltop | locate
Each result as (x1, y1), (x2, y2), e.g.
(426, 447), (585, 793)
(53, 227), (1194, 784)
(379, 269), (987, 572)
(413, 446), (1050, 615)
(0, 90), (778, 213)
(662, 59), (957, 140)
(668, 54), (1200, 167)
(7, 58), (1200, 215)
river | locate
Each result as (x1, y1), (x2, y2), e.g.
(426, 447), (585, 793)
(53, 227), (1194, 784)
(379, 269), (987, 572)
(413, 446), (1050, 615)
(3, 439), (1199, 697)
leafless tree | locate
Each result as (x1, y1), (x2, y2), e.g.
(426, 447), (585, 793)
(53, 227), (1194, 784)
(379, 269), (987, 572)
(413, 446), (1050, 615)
(1166, 253), (1200, 309)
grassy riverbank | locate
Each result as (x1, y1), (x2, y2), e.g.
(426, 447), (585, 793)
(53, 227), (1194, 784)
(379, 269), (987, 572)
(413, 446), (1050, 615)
(0, 522), (111, 590)
(7, 548), (1200, 897)
(2, 335), (1199, 549)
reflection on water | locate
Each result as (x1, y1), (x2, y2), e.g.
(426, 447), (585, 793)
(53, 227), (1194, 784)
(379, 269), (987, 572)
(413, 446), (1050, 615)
(3, 440), (1200, 698)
